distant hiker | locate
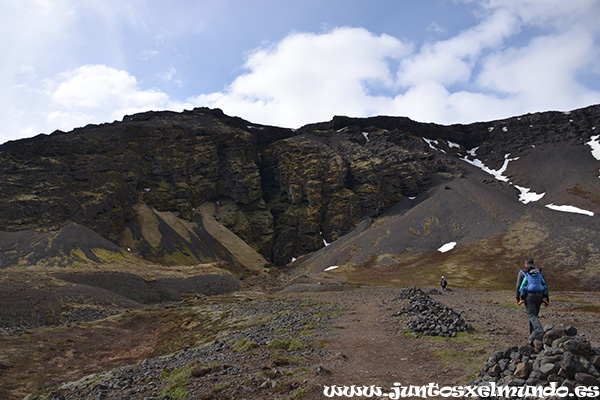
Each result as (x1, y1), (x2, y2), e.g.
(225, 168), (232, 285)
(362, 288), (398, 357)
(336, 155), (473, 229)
(440, 276), (447, 291)
(515, 259), (549, 335)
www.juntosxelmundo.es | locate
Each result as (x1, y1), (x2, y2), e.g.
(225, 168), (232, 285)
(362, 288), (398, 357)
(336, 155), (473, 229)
(322, 382), (600, 398)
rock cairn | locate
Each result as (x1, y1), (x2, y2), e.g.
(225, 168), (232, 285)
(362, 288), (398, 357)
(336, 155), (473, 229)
(472, 324), (600, 397)
(395, 287), (470, 337)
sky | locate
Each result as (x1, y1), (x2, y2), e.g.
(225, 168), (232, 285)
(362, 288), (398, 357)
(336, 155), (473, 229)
(2, 0), (600, 144)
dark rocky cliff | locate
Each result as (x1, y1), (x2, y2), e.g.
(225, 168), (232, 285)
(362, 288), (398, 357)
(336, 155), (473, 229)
(1, 105), (599, 271)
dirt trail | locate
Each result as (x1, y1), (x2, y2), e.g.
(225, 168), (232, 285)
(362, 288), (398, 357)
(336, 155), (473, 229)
(299, 285), (600, 399)
(324, 291), (445, 385)
(298, 287), (472, 398)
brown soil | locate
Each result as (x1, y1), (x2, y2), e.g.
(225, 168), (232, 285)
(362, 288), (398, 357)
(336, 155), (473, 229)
(2, 284), (599, 400)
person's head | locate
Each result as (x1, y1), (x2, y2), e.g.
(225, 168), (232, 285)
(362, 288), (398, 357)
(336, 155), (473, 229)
(524, 259), (534, 267)
(524, 258), (535, 272)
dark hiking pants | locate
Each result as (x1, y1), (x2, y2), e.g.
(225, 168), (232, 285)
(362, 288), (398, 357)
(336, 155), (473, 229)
(524, 292), (544, 334)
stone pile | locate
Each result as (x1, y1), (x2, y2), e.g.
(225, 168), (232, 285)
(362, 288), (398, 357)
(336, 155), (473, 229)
(472, 324), (600, 396)
(396, 287), (470, 337)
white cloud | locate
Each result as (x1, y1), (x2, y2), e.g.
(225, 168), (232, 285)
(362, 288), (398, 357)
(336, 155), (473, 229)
(2, 1), (600, 143)
(477, 28), (599, 108)
(397, 7), (519, 88)
(192, 27), (412, 127)
(193, 2), (600, 128)
(46, 65), (174, 131)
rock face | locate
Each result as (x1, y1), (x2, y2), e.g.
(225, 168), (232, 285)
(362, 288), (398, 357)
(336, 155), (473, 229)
(0, 108), (442, 267)
(0, 109), (288, 267)
(1, 105), (600, 268)
(261, 122), (435, 264)
(474, 324), (600, 396)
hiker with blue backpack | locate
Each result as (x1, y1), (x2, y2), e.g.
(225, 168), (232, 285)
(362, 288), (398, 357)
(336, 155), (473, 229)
(516, 259), (549, 334)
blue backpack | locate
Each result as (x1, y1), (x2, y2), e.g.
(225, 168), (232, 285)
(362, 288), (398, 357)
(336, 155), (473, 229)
(521, 270), (545, 294)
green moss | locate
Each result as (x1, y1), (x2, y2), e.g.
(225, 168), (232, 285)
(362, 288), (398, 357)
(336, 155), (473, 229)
(162, 247), (198, 265)
(59, 372), (112, 392)
(91, 248), (137, 264)
(69, 249), (93, 263)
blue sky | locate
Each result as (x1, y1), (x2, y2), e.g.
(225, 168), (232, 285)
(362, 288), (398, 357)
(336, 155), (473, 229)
(2, 0), (600, 144)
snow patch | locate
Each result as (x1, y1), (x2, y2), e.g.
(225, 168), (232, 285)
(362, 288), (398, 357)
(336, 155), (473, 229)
(587, 135), (600, 161)
(461, 153), (517, 183)
(447, 141), (460, 149)
(324, 265), (339, 271)
(437, 242), (457, 253)
(461, 151), (550, 205)
(362, 132), (370, 142)
(423, 137), (438, 150)
(502, 126), (508, 132)
(423, 138), (446, 153)
(545, 204), (594, 217)
(514, 185), (545, 204)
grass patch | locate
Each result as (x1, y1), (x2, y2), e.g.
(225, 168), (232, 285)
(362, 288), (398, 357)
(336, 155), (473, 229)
(231, 338), (258, 352)
(267, 338), (305, 351)
(453, 331), (486, 343)
(313, 307), (343, 320)
(212, 382), (228, 392)
(401, 329), (420, 338)
(271, 352), (306, 365)
(289, 388), (307, 399)
(303, 321), (319, 330)
(433, 347), (487, 374)
(190, 361), (221, 377)
(574, 304), (600, 313)
(159, 360), (199, 399)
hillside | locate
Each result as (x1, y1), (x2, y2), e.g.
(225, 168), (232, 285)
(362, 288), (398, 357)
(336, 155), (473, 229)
(1, 105), (600, 400)
(2, 104), (598, 288)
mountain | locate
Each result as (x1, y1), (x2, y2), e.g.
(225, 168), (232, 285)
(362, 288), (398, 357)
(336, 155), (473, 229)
(1, 105), (599, 289)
